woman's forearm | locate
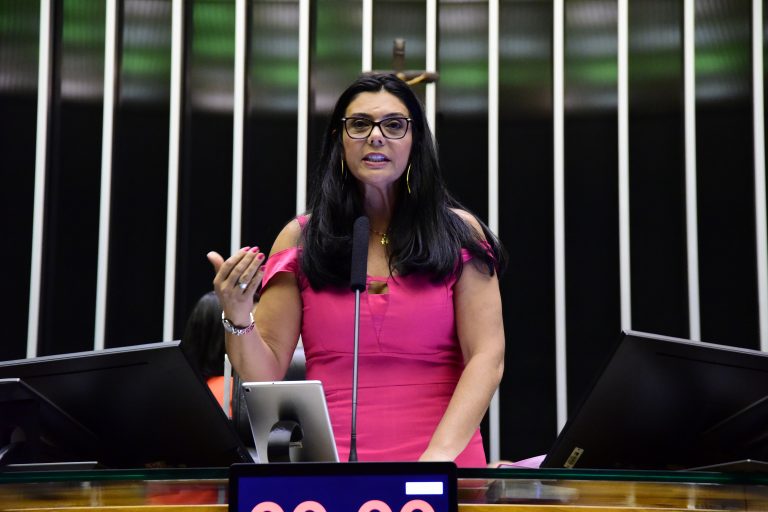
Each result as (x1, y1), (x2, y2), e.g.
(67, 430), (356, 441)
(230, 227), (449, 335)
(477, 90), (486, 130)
(224, 324), (286, 382)
(420, 351), (504, 461)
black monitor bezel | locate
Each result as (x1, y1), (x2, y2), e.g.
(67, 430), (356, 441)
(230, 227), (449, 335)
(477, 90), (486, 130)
(0, 341), (252, 468)
(541, 330), (768, 470)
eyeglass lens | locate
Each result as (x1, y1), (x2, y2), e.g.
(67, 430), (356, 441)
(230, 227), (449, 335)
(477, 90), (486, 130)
(344, 118), (409, 139)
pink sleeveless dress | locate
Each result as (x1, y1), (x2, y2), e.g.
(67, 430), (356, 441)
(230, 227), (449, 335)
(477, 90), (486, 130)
(260, 219), (486, 467)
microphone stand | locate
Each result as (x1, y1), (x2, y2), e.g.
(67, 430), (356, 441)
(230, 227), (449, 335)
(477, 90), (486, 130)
(348, 215), (369, 462)
(349, 287), (361, 462)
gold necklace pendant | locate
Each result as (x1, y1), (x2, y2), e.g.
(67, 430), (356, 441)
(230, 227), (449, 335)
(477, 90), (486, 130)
(371, 228), (389, 246)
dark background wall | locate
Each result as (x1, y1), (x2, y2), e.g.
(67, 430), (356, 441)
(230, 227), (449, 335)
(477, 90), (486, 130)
(0, 0), (763, 462)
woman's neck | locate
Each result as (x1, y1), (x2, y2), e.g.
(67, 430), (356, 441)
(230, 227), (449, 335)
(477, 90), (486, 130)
(360, 186), (397, 232)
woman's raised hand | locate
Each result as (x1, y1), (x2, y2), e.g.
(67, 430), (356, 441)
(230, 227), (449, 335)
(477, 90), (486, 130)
(207, 246), (266, 323)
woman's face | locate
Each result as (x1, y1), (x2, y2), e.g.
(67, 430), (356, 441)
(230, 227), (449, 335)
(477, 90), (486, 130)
(341, 90), (412, 194)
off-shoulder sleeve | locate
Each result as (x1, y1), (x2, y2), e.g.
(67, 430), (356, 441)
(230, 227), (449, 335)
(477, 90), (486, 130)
(461, 240), (495, 263)
(261, 246), (300, 290)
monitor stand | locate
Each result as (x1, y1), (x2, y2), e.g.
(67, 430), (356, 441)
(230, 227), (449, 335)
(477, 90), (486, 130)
(267, 420), (304, 462)
(687, 459), (768, 473)
(696, 395), (768, 470)
(0, 378), (98, 468)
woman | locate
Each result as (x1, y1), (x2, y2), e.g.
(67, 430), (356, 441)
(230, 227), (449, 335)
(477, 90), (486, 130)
(180, 291), (230, 410)
(208, 73), (505, 466)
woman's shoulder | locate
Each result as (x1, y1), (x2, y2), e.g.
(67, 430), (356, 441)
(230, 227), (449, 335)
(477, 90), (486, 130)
(449, 208), (486, 239)
(449, 208), (505, 274)
(269, 215), (309, 256)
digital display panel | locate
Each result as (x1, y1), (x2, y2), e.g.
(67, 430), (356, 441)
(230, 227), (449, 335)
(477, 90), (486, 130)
(229, 462), (457, 512)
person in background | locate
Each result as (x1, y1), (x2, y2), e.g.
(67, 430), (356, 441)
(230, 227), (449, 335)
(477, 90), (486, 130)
(207, 73), (506, 467)
(180, 290), (230, 409)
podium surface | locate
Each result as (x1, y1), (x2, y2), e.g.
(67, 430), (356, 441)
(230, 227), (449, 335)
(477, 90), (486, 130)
(1, 467), (767, 511)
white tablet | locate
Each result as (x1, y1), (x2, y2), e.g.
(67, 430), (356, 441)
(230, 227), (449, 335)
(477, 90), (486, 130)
(240, 380), (339, 463)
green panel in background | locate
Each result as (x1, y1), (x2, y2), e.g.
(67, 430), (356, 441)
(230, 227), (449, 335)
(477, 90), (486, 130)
(313, 0), (362, 112)
(121, 0), (172, 103)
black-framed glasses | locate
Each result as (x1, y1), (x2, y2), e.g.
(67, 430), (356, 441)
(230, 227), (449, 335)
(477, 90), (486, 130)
(341, 117), (412, 140)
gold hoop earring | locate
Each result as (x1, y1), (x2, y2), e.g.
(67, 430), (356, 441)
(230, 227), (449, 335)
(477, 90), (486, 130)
(341, 159), (346, 179)
(406, 163), (412, 195)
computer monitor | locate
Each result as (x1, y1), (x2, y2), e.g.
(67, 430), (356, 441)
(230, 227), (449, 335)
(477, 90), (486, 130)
(0, 341), (253, 468)
(541, 330), (768, 470)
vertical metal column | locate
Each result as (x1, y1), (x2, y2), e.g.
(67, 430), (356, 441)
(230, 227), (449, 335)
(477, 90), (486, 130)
(753, 0), (768, 351)
(684, 0), (701, 341)
(425, 0), (437, 133)
(553, 0), (567, 431)
(296, 0), (310, 215)
(28, 0), (54, 358)
(362, 0), (373, 72)
(618, 0), (631, 333)
(228, 0), (245, 415)
(95, 0), (118, 350)
(487, 0), (501, 463)
(231, 0), (247, 254)
(163, 0), (184, 341)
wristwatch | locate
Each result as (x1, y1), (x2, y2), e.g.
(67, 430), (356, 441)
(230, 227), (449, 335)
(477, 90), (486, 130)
(221, 311), (255, 336)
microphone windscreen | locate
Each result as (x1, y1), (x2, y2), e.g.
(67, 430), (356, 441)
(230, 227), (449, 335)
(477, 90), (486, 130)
(350, 216), (370, 292)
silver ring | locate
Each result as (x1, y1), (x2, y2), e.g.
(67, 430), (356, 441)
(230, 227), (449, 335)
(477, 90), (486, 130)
(238, 281), (248, 290)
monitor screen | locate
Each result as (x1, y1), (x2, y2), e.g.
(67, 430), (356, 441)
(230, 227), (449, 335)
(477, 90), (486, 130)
(229, 462), (457, 512)
(0, 341), (253, 468)
(541, 330), (768, 470)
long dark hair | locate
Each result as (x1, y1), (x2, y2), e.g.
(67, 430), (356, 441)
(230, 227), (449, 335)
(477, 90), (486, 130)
(181, 291), (225, 379)
(301, 73), (505, 289)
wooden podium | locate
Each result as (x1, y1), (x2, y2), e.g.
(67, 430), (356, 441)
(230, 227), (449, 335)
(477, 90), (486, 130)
(0, 467), (766, 511)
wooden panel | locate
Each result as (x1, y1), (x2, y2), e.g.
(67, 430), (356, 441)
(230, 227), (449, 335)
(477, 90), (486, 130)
(1, 475), (766, 511)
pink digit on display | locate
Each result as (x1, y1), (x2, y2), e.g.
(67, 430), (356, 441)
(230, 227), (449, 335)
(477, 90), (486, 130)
(358, 499), (393, 512)
(293, 500), (327, 512)
(251, 502), (284, 512)
(400, 499), (435, 512)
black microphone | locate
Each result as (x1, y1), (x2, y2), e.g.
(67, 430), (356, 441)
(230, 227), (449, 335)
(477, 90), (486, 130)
(348, 215), (369, 461)
(350, 216), (369, 292)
